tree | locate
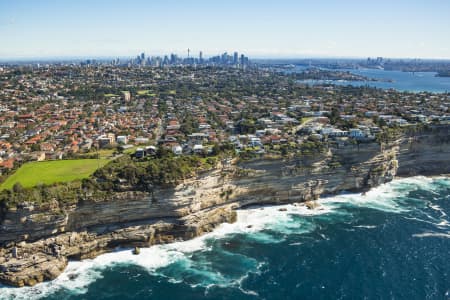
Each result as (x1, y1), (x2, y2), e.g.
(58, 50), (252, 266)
(30, 144), (41, 152)
(210, 143), (221, 156)
(156, 147), (171, 158)
(13, 182), (24, 193)
(378, 117), (387, 127)
(329, 107), (340, 125)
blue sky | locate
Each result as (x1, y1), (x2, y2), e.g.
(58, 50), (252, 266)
(1, 0), (449, 59)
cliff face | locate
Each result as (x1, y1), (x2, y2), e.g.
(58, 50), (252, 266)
(0, 128), (449, 287)
(396, 126), (450, 176)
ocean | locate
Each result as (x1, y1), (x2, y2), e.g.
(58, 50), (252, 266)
(1, 176), (449, 300)
(294, 67), (450, 93)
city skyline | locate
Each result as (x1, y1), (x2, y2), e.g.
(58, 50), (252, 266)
(1, 0), (450, 59)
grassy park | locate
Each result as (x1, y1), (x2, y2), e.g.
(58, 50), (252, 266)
(0, 159), (109, 190)
(136, 90), (156, 96)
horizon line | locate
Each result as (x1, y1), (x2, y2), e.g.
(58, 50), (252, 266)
(2, 54), (450, 63)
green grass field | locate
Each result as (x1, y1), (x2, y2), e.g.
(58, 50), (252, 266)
(137, 90), (156, 97)
(0, 159), (109, 190)
(300, 117), (314, 124)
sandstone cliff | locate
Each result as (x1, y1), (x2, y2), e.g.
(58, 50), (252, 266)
(0, 127), (449, 287)
(396, 126), (450, 176)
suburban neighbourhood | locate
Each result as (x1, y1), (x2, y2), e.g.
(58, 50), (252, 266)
(0, 63), (449, 183)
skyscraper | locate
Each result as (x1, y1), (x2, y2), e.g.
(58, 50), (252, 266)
(221, 52), (228, 64)
(170, 53), (177, 64)
(233, 52), (238, 65)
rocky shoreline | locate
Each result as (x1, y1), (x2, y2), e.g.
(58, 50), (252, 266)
(1, 129), (449, 287)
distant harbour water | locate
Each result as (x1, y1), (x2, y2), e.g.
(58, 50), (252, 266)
(294, 67), (450, 93)
(1, 176), (449, 300)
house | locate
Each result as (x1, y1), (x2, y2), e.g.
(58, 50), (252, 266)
(320, 127), (333, 135)
(188, 133), (208, 144)
(135, 148), (146, 158)
(122, 91), (131, 102)
(270, 135), (281, 144)
(145, 146), (157, 155)
(388, 118), (409, 126)
(40, 143), (55, 152)
(172, 145), (183, 155)
(32, 152), (46, 161)
(167, 119), (181, 130)
(255, 130), (266, 137)
(135, 137), (150, 144)
(349, 128), (364, 138)
(81, 139), (93, 151)
(328, 129), (348, 137)
(365, 111), (379, 117)
(97, 136), (112, 148)
(341, 115), (357, 121)
(0, 158), (14, 170)
(117, 135), (128, 144)
(249, 137), (263, 148)
(193, 144), (204, 154)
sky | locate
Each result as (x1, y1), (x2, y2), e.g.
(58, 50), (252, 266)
(1, 0), (450, 59)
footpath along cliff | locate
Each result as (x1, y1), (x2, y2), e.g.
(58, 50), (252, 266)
(0, 126), (449, 287)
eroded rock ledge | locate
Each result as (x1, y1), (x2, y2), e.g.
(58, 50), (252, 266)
(1, 130), (449, 287)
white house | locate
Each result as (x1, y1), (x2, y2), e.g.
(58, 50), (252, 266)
(328, 129), (348, 137)
(193, 144), (204, 154)
(117, 135), (128, 144)
(172, 145), (183, 155)
(135, 137), (150, 144)
(349, 128), (364, 138)
(135, 148), (146, 158)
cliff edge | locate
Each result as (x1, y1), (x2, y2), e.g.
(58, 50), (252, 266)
(1, 127), (449, 287)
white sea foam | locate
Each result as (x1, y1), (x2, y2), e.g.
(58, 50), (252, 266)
(429, 203), (447, 216)
(1, 176), (448, 299)
(319, 175), (448, 214)
(437, 220), (450, 227)
(0, 260), (104, 300)
(218, 203), (332, 235)
(320, 187), (406, 214)
(404, 200), (450, 229)
(0, 243), (201, 300)
(412, 232), (450, 239)
(353, 225), (377, 229)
